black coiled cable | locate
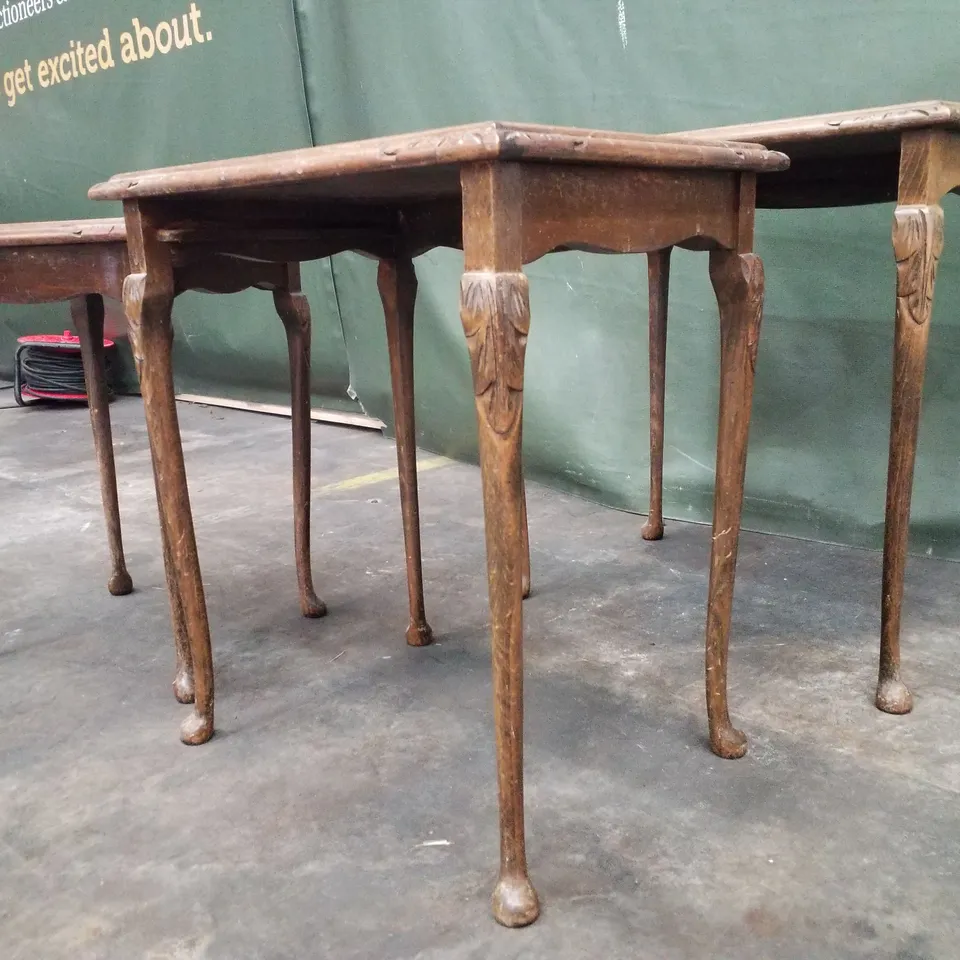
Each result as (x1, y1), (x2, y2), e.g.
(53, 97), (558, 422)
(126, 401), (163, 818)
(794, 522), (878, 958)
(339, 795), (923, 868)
(17, 345), (113, 398)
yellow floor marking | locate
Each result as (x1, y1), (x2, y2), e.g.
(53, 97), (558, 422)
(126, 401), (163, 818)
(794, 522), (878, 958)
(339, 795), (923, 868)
(316, 456), (452, 495)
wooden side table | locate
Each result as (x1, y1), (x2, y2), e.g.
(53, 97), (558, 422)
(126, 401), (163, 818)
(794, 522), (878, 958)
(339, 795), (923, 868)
(645, 101), (960, 731)
(90, 123), (787, 925)
(0, 220), (133, 597)
(0, 219), (324, 712)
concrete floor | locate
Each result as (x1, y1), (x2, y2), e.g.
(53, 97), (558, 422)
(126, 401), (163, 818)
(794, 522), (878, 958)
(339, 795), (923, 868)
(2, 396), (960, 959)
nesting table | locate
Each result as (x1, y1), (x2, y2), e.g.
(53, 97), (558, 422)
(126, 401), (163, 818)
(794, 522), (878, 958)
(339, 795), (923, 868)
(89, 123), (787, 926)
(0, 221), (134, 597)
(645, 101), (960, 732)
(0, 218), (324, 711)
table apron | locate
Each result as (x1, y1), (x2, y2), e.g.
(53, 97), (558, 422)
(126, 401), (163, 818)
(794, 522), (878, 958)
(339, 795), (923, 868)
(518, 164), (744, 263)
(0, 245), (127, 303)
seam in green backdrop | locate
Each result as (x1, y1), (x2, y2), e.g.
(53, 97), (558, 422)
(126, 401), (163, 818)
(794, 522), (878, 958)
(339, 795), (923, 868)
(290, 0), (350, 407)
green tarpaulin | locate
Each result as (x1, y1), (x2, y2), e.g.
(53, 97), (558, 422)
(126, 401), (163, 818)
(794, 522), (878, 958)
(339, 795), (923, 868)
(2, 2), (959, 556)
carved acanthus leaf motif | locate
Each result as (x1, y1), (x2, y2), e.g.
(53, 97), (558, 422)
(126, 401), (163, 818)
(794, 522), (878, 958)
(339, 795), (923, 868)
(893, 204), (944, 326)
(459, 271), (530, 435)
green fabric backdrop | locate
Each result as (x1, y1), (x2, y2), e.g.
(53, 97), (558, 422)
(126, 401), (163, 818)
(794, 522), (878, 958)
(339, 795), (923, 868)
(0, 0), (354, 407)
(3, 1), (960, 557)
(294, 0), (960, 556)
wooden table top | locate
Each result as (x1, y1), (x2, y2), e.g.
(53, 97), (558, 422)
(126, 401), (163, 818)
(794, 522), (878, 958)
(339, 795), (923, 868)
(88, 121), (787, 205)
(0, 218), (125, 248)
(672, 101), (960, 208)
(682, 101), (960, 157)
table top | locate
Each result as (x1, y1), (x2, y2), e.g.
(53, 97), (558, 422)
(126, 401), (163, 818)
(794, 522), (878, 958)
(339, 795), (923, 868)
(88, 121), (787, 205)
(674, 101), (960, 208)
(681, 100), (960, 160)
(0, 218), (125, 248)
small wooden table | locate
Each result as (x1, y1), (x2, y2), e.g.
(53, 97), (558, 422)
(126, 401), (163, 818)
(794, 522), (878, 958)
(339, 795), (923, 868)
(89, 123), (787, 926)
(644, 102), (960, 732)
(0, 219), (324, 710)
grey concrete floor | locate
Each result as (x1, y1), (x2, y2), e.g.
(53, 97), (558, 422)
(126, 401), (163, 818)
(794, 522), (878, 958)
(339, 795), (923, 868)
(2, 396), (960, 960)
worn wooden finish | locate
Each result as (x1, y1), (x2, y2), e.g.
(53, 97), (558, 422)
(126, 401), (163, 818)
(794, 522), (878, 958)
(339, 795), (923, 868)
(0, 218), (126, 246)
(519, 466), (531, 599)
(378, 255), (433, 647)
(274, 265), (326, 621)
(90, 122), (783, 923)
(0, 225), (132, 601)
(460, 161), (538, 928)
(683, 101), (960, 209)
(0, 245), (128, 302)
(520, 166), (741, 262)
(896, 128), (960, 206)
(878, 198), (945, 714)
(90, 122), (786, 205)
(704, 250), (765, 759)
(685, 101), (960, 153)
(174, 252), (291, 296)
(162, 520), (195, 705)
(0, 217), (328, 727)
(71, 294), (133, 597)
(650, 107), (960, 720)
(641, 248), (670, 542)
(123, 202), (215, 746)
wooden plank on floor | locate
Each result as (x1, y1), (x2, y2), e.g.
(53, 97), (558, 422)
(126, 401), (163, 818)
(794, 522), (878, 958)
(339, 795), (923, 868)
(175, 393), (385, 431)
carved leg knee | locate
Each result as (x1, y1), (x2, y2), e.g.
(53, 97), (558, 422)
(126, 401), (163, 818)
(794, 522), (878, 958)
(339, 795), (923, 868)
(461, 268), (540, 925)
(877, 204), (941, 715)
